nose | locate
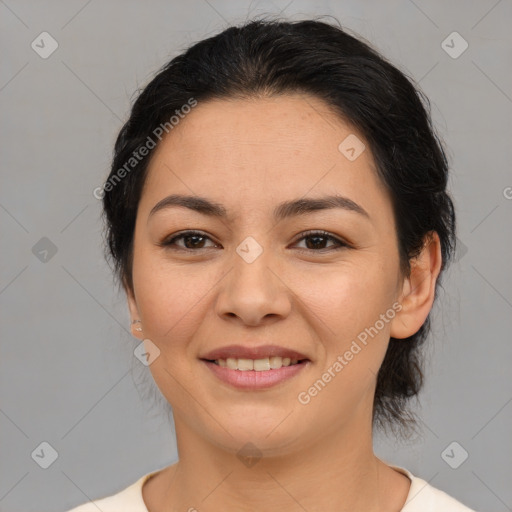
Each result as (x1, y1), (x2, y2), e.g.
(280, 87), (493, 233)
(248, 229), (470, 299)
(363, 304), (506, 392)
(215, 243), (292, 327)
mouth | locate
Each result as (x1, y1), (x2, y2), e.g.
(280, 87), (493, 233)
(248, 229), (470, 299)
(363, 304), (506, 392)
(199, 345), (311, 390)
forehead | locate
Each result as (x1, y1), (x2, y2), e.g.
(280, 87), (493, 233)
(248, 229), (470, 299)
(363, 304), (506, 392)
(161, 94), (360, 160)
(140, 94), (391, 223)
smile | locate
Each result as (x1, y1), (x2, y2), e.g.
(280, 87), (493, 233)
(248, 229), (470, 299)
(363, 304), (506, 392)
(202, 358), (310, 390)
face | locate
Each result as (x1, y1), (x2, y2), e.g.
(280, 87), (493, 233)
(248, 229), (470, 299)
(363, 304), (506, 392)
(127, 94), (408, 456)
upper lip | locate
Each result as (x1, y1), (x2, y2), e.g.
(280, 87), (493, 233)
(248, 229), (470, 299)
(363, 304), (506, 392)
(200, 344), (310, 361)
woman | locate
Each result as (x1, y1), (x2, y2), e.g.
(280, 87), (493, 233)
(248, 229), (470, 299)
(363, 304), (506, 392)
(68, 17), (476, 511)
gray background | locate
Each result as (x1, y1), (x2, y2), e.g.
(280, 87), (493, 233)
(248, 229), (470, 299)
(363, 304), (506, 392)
(1, 1), (511, 511)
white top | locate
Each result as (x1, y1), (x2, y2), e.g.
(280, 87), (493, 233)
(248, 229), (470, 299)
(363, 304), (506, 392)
(66, 465), (476, 511)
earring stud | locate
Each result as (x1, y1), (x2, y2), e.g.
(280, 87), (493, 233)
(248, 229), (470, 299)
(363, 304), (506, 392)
(131, 319), (143, 332)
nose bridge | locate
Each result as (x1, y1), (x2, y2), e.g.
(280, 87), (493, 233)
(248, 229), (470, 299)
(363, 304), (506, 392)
(234, 238), (273, 289)
(215, 234), (291, 324)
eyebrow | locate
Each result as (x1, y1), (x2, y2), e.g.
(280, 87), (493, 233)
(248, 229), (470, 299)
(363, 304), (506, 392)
(148, 193), (370, 222)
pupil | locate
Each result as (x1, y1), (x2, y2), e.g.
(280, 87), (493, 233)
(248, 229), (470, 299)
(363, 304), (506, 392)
(306, 235), (326, 249)
(185, 235), (204, 249)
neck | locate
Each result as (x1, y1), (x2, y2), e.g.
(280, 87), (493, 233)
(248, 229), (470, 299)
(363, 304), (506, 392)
(149, 414), (410, 512)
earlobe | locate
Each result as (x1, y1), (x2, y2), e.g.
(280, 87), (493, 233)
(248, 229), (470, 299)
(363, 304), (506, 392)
(126, 286), (143, 339)
(390, 231), (442, 340)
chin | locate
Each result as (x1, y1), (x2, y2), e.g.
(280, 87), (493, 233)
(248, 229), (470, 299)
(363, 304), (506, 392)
(202, 413), (308, 457)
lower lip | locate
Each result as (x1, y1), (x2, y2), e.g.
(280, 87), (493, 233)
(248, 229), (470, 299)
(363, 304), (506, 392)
(202, 360), (309, 389)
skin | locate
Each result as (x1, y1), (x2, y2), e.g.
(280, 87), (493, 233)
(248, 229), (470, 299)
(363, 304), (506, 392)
(126, 94), (442, 512)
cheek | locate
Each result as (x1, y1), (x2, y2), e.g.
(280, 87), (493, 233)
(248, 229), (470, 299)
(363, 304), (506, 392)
(137, 281), (215, 345)
(290, 258), (397, 338)
(290, 258), (399, 401)
(131, 259), (215, 403)
(131, 244), (213, 339)
(293, 266), (396, 413)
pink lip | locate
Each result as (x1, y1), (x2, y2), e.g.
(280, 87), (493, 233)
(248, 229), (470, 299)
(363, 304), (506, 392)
(200, 344), (309, 362)
(202, 360), (309, 390)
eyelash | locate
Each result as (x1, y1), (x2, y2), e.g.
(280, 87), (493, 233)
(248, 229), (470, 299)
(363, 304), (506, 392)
(159, 230), (349, 253)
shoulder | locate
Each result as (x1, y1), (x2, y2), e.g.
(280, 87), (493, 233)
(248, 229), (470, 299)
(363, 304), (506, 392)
(65, 472), (154, 512)
(393, 466), (477, 512)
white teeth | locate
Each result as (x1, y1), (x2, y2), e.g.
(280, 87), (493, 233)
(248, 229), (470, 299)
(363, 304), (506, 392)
(213, 356), (302, 371)
(254, 358), (270, 371)
(269, 356), (282, 369)
(237, 358), (254, 371)
(226, 358), (237, 370)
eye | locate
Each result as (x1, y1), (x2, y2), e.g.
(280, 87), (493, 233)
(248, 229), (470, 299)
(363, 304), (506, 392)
(160, 230), (219, 250)
(159, 229), (349, 252)
(292, 230), (348, 251)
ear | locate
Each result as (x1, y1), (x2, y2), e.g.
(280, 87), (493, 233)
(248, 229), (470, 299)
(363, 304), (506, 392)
(390, 231), (443, 339)
(126, 284), (144, 340)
